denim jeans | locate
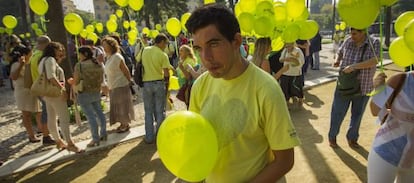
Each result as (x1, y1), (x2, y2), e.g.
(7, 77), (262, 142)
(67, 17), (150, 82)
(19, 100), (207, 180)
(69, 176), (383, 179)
(312, 51), (320, 70)
(78, 92), (106, 142)
(142, 81), (166, 142)
(329, 89), (370, 141)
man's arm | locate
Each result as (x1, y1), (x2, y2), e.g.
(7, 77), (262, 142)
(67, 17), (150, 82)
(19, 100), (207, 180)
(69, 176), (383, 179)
(250, 148), (295, 183)
(342, 57), (377, 73)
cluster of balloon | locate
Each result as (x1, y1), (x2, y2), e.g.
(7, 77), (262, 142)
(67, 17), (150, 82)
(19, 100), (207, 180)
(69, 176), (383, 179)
(335, 22), (347, 31)
(29, 0), (49, 34)
(2, 15), (18, 35)
(389, 11), (414, 68)
(157, 111), (218, 182)
(236, 0), (319, 52)
(19, 33), (31, 39)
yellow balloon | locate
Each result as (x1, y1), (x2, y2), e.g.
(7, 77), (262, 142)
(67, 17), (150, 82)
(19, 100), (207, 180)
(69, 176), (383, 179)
(142, 27), (150, 36)
(254, 16), (273, 37)
(31, 23), (38, 30)
(80, 29), (88, 38)
(298, 20), (319, 40)
(404, 20), (414, 52)
(150, 30), (159, 38)
(29, 0), (48, 15)
(255, 0), (274, 18)
(294, 8), (309, 21)
(394, 11), (414, 37)
(339, 22), (346, 30)
(95, 23), (104, 33)
(129, 0), (143, 11)
(109, 14), (117, 21)
(337, 0), (380, 29)
(238, 12), (255, 33)
(166, 17), (181, 37)
(106, 20), (118, 33)
(204, 0), (216, 4)
(116, 9), (123, 18)
(64, 13), (84, 35)
(128, 29), (138, 40)
(87, 33), (98, 43)
(239, 0), (256, 14)
(286, 0), (305, 19)
(168, 76), (180, 90)
(2, 15), (18, 29)
(389, 37), (414, 67)
(114, 0), (128, 7)
(272, 36), (285, 51)
(181, 13), (191, 32)
(380, 0), (398, 7)
(282, 23), (300, 43)
(34, 28), (43, 36)
(128, 38), (136, 45)
(157, 111), (218, 182)
(274, 2), (287, 22)
(25, 32), (31, 38)
(234, 3), (242, 17)
(155, 24), (162, 31)
(130, 20), (137, 28)
(123, 21), (130, 29)
(86, 24), (95, 33)
(335, 24), (340, 31)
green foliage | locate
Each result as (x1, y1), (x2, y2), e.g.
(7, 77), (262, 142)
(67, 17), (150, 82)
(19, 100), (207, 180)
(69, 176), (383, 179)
(310, 14), (333, 31)
(68, 100), (107, 124)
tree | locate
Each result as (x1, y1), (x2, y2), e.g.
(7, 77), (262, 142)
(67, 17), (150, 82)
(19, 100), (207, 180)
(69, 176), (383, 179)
(392, 0), (414, 19)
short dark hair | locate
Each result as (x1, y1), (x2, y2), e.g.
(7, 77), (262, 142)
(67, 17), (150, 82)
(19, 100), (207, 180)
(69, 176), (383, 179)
(350, 27), (367, 33)
(10, 45), (31, 64)
(185, 4), (240, 42)
(154, 33), (168, 44)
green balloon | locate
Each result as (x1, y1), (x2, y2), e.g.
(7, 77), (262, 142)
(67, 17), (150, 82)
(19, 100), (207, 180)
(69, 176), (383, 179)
(389, 37), (414, 67)
(238, 12), (255, 33)
(2, 15), (18, 29)
(404, 20), (414, 52)
(337, 0), (380, 29)
(282, 23), (300, 43)
(394, 11), (414, 37)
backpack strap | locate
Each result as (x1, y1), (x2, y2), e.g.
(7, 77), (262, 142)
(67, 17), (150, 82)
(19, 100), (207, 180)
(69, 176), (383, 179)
(381, 73), (407, 124)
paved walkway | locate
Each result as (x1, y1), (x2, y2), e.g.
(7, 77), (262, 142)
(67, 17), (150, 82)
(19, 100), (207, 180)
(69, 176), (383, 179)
(0, 43), (393, 177)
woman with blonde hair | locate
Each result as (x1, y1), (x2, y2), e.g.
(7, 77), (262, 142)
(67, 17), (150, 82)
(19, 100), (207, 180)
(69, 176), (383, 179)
(177, 45), (197, 87)
(101, 36), (134, 133)
(251, 37), (271, 73)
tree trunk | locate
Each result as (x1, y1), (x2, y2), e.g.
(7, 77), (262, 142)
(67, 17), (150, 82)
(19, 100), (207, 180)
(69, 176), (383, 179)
(19, 0), (29, 34)
(45, 0), (72, 78)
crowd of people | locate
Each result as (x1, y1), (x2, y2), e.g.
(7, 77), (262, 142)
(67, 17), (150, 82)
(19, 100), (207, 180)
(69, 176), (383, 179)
(0, 3), (413, 182)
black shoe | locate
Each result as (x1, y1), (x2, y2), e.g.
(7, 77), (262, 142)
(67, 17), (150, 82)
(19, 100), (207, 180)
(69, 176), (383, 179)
(42, 136), (56, 145)
(348, 140), (361, 149)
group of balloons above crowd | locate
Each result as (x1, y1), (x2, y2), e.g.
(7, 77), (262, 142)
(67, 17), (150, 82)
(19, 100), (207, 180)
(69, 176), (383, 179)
(1, 0), (414, 66)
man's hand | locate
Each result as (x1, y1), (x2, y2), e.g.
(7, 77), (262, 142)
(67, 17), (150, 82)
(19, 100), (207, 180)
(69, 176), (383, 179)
(342, 65), (356, 73)
(332, 60), (340, 67)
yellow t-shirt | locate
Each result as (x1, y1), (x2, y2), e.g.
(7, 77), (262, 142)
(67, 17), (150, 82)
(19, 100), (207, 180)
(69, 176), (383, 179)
(189, 64), (300, 182)
(30, 49), (43, 80)
(141, 46), (171, 82)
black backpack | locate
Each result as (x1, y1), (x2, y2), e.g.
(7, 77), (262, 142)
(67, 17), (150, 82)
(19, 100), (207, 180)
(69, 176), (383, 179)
(133, 47), (144, 87)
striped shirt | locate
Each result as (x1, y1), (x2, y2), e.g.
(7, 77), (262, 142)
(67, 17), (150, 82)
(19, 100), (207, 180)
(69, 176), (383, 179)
(338, 36), (380, 95)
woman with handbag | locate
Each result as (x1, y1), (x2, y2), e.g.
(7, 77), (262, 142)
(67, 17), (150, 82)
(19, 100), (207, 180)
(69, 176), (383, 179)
(38, 42), (83, 153)
(102, 36), (135, 133)
(9, 45), (43, 143)
(68, 46), (107, 147)
(368, 71), (414, 183)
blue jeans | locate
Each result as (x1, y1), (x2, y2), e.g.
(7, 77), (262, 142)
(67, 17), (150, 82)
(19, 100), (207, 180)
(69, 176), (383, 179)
(312, 51), (320, 70)
(329, 89), (370, 141)
(142, 81), (166, 142)
(78, 92), (106, 142)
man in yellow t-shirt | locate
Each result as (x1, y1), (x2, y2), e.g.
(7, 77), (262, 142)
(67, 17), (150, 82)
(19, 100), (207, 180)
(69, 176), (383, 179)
(29, 35), (54, 145)
(141, 33), (172, 144)
(186, 5), (300, 182)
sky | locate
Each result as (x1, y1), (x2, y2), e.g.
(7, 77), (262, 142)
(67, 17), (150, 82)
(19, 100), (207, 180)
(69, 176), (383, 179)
(73, 0), (94, 13)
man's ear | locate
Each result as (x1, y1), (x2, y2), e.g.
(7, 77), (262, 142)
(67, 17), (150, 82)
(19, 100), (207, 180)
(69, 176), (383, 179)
(233, 32), (242, 49)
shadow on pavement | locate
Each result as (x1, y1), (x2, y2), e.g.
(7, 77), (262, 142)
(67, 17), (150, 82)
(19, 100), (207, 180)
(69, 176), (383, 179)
(333, 147), (367, 182)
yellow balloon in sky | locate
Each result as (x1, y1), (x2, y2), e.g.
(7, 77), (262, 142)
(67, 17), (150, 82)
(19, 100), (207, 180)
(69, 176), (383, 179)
(204, 0), (216, 4)
(2, 15), (18, 29)
(64, 13), (84, 35)
(166, 17), (181, 37)
(129, 0), (143, 11)
(29, 0), (49, 15)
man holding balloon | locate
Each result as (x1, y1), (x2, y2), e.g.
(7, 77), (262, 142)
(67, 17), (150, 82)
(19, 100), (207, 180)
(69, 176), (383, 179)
(186, 4), (300, 182)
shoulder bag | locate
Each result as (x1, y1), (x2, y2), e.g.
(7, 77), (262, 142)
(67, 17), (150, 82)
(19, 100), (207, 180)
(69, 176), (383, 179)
(30, 58), (63, 97)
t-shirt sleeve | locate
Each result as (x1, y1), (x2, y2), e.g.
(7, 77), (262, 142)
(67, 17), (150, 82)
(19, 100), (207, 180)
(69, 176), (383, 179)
(161, 53), (171, 69)
(261, 83), (301, 150)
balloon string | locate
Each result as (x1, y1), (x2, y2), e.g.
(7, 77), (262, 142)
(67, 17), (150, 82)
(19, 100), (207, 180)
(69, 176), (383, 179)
(40, 16), (47, 32)
(379, 7), (384, 72)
